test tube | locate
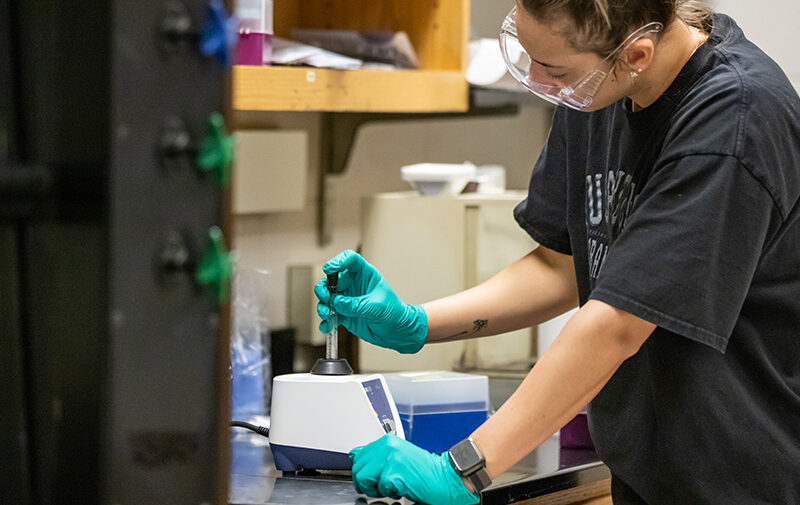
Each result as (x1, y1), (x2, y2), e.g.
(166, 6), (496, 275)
(326, 272), (338, 360)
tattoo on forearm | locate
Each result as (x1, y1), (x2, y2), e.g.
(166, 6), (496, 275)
(443, 319), (488, 341)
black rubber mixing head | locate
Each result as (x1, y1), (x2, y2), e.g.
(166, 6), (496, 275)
(310, 358), (354, 375)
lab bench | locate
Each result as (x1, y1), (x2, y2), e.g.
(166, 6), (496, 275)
(229, 434), (611, 505)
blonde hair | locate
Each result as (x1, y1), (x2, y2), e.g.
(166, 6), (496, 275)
(521, 0), (713, 56)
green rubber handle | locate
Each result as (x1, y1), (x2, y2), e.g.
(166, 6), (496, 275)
(195, 226), (233, 304)
(197, 112), (234, 187)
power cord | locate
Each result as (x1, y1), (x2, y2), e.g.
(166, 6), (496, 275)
(230, 420), (270, 437)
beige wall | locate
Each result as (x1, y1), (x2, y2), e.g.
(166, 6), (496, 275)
(708, 0), (800, 90)
(232, 106), (553, 329)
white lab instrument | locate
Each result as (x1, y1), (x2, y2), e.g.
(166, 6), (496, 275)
(360, 191), (537, 371)
(400, 162), (477, 196)
(269, 373), (405, 471)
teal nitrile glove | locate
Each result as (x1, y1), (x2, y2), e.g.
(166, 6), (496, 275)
(349, 434), (480, 505)
(314, 250), (427, 354)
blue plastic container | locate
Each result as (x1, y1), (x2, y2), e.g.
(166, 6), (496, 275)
(384, 372), (490, 454)
(396, 403), (488, 454)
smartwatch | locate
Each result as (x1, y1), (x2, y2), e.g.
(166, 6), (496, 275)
(447, 438), (492, 493)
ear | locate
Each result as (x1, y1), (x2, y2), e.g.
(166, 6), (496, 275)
(621, 38), (655, 72)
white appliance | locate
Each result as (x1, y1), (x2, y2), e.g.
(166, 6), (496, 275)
(269, 373), (405, 471)
(359, 191), (539, 372)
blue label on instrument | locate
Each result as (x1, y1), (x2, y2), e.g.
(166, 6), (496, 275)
(362, 378), (397, 435)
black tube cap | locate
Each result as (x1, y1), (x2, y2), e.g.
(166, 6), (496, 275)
(327, 272), (338, 294)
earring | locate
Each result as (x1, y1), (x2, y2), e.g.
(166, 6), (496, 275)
(630, 68), (642, 79)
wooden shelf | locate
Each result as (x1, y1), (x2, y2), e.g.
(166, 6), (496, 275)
(232, 65), (469, 113)
(232, 0), (469, 113)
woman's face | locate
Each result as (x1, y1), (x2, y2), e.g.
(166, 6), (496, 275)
(514, 6), (633, 111)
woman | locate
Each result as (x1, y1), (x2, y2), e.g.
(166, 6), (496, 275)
(315, 1), (800, 503)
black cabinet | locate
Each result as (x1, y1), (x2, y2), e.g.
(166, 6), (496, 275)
(1, 1), (231, 503)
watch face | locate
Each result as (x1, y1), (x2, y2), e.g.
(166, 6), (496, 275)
(450, 439), (485, 474)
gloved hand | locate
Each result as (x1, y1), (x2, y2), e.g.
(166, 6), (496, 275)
(314, 250), (427, 354)
(350, 434), (480, 505)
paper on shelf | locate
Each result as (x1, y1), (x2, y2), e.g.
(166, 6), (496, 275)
(270, 37), (362, 70)
(292, 29), (419, 69)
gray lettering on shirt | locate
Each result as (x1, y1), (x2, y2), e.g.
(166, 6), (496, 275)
(586, 170), (638, 280)
(588, 238), (609, 279)
(587, 174), (604, 226)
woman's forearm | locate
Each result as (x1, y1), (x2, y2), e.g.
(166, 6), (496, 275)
(469, 300), (656, 481)
(422, 246), (579, 343)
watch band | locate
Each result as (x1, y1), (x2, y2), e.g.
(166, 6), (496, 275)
(467, 467), (492, 492)
(448, 438), (492, 493)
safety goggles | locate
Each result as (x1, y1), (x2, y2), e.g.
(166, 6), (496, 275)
(499, 6), (663, 110)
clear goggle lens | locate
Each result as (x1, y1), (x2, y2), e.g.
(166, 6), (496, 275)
(499, 6), (663, 110)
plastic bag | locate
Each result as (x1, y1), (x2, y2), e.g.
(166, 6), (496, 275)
(230, 265), (271, 419)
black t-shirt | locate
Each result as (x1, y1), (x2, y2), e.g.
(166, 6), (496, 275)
(515, 14), (800, 504)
